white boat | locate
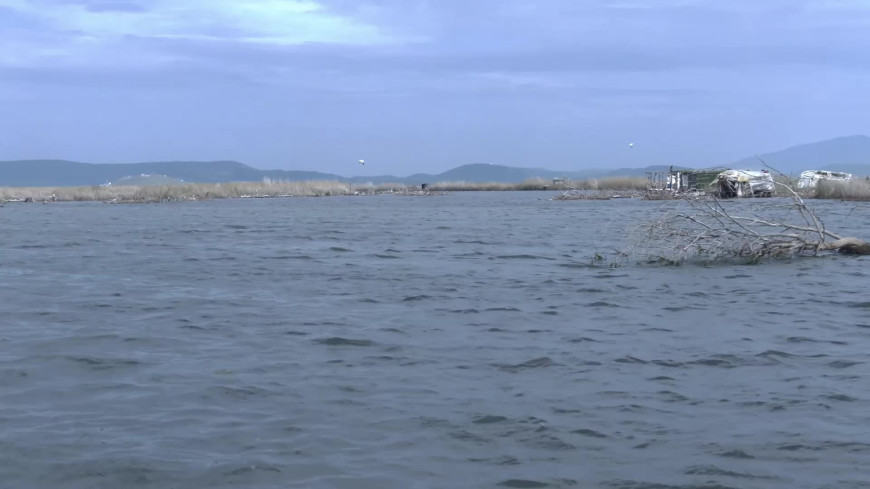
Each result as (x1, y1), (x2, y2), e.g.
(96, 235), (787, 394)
(796, 170), (852, 189)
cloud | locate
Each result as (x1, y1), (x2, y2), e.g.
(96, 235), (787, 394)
(2, 0), (869, 172)
(0, 0), (397, 60)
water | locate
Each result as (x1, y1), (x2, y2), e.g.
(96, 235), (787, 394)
(1, 192), (869, 489)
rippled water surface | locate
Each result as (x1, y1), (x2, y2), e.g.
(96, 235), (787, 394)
(2, 192), (870, 489)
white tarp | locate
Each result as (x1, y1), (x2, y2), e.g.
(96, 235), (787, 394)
(796, 170), (852, 189)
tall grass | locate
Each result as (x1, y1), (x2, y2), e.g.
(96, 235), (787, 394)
(573, 176), (648, 191)
(813, 178), (870, 201)
(0, 175), (652, 203)
(0, 180), (357, 203)
(427, 176), (647, 192)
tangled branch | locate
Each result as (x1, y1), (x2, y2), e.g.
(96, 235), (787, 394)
(627, 177), (869, 264)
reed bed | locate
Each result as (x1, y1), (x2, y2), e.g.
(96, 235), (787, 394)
(1, 175), (652, 203)
(1, 180), (358, 203)
(573, 176), (648, 191)
(427, 176), (648, 192)
(811, 178), (870, 201)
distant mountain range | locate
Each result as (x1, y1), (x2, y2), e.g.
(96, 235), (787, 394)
(2, 135), (869, 187)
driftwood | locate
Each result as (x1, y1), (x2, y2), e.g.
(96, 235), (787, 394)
(822, 237), (870, 255)
(629, 174), (869, 263)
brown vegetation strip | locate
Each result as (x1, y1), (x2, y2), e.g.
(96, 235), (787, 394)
(0, 177), (651, 203)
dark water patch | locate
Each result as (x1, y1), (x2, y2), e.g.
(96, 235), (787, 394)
(0, 369), (29, 385)
(403, 295), (432, 302)
(605, 481), (741, 489)
(498, 357), (558, 372)
(498, 479), (550, 488)
(314, 337), (374, 347)
(651, 360), (684, 368)
(329, 247), (352, 252)
(788, 336), (848, 345)
(526, 329), (552, 334)
(358, 298), (381, 303)
(486, 307), (522, 312)
(684, 465), (777, 480)
(568, 337), (598, 343)
(206, 385), (271, 400)
(778, 444), (821, 451)
(449, 430), (489, 444)
(224, 224), (248, 230)
(445, 308), (479, 314)
(642, 327), (674, 333)
(594, 273), (630, 279)
(823, 394), (858, 402)
(374, 254), (401, 259)
(828, 360), (862, 369)
(757, 350), (799, 360)
(718, 450), (755, 459)
(823, 441), (870, 452)
(559, 262), (592, 269)
(301, 321), (345, 326)
(615, 356), (647, 364)
(262, 254), (313, 260)
(468, 456), (521, 466)
(588, 301), (620, 307)
(649, 376), (675, 381)
(847, 302), (870, 308)
(66, 356), (142, 371)
(658, 390), (690, 403)
(284, 331), (309, 336)
(687, 357), (738, 368)
(572, 428), (608, 438)
(496, 254), (556, 260)
(454, 239), (498, 245)
(577, 287), (608, 293)
(552, 408), (585, 414)
(474, 415), (510, 424)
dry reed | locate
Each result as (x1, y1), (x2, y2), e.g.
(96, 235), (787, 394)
(1, 175), (652, 203)
(0, 180), (358, 203)
(812, 178), (870, 201)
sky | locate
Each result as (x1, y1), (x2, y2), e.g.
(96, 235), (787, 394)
(1, 0), (869, 176)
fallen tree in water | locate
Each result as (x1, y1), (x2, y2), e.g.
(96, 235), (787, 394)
(628, 177), (870, 263)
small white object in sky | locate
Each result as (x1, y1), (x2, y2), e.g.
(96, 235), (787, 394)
(628, 142), (635, 148)
(358, 159), (365, 165)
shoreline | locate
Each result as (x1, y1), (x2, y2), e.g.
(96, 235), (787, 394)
(0, 177), (648, 204)
(2, 176), (867, 204)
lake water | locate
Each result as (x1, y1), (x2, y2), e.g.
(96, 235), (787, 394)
(1, 191), (869, 489)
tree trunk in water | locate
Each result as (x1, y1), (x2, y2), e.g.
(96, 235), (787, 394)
(822, 237), (870, 255)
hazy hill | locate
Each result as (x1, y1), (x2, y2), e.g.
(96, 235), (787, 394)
(733, 135), (870, 175)
(0, 159), (665, 187)
(2, 136), (869, 187)
(0, 160), (344, 187)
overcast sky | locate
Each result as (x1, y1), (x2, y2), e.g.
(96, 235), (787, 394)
(2, 0), (868, 175)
